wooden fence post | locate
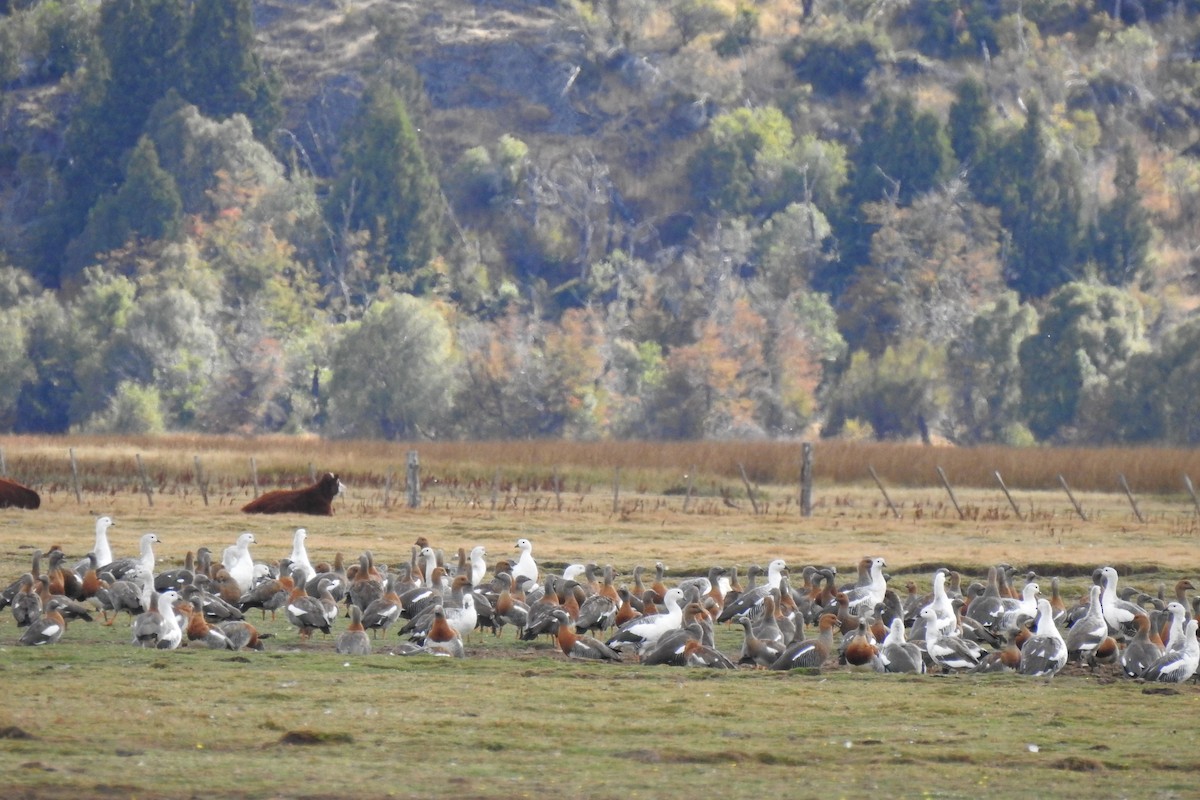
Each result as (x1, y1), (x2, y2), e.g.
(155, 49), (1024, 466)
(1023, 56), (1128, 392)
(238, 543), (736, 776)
(406, 450), (420, 509)
(799, 443), (813, 518)
(552, 467), (562, 512)
(491, 469), (500, 511)
(994, 470), (1023, 521)
(1184, 474), (1200, 518)
(936, 465), (964, 520)
(135, 454), (154, 507)
(612, 467), (620, 515)
(868, 465), (901, 519)
(737, 463), (760, 515)
(69, 447), (82, 504)
(250, 457), (259, 498)
(0, 446), (6, 477)
(194, 455), (208, 507)
(1118, 473), (1146, 523)
(1058, 473), (1087, 521)
(308, 462), (317, 483)
(383, 467), (393, 508)
(682, 465), (696, 513)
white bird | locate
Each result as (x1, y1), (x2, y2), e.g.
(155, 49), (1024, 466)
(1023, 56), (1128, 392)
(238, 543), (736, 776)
(106, 533), (161, 585)
(224, 532), (257, 593)
(879, 617), (925, 674)
(910, 569), (958, 640)
(512, 538), (538, 588)
(1065, 585), (1108, 665)
(920, 606), (984, 672)
(73, 515), (115, 573)
(288, 528), (315, 587)
(445, 594), (478, 638)
(468, 545), (488, 587)
(606, 587), (686, 655)
(1097, 566), (1143, 636)
(1161, 601), (1189, 653)
(1142, 619), (1200, 683)
(844, 556), (888, 615)
(998, 581), (1041, 635)
(131, 589), (183, 650)
(1018, 599), (1067, 677)
(717, 558), (787, 622)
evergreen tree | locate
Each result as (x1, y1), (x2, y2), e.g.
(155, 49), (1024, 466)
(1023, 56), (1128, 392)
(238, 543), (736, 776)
(972, 100), (1083, 300)
(1093, 141), (1152, 287)
(327, 81), (445, 282)
(47, 0), (188, 281)
(836, 93), (953, 278)
(183, 0), (280, 137)
(80, 136), (183, 257)
(948, 77), (991, 167)
(1018, 282), (1144, 441)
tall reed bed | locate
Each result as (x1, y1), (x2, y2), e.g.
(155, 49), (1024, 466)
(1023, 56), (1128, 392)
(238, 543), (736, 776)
(1, 435), (1198, 496)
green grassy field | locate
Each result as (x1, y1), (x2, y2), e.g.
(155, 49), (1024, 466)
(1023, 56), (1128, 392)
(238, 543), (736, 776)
(1, 436), (1198, 798)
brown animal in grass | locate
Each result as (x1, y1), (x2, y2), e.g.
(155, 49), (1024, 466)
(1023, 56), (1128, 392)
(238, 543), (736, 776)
(0, 477), (40, 510)
(241, 473), (344, 516)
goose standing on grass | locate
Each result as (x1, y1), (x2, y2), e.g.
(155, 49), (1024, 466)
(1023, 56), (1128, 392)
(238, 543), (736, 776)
(550, 609), (623, 662)
(73, 515), (115, 573)
(1097, 566), (1143, 638)
(19, 600), (67, 646)
(843, 557), (888, 616)
(1142, 619), (1200, 683)
(468, 545), (488, 588)
(606, 587), (686, 656)
(512, 538), (539, 589)
(879, 617), (925, 674)
(717, 559), (787, 622)
(224, 533), (257, 594)
(361, 576), (403, 638)
(131, 590), (183, 650)
(1065, 585), (1108, 666)
(106, 533), (161, 585)
(1018, 599), (1068, 677)
(920, 606), (985, 672)
(288, 528), (316, 587)
(424, 605), (465, 658)
(1121, 613), (1164, 678)
(770, 613), (837, 670)
(336, 606), (372, 655)
(10, 573), (40, 627)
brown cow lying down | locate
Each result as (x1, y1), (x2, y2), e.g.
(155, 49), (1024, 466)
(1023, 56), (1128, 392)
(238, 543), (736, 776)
(241, 472), (344, 516)
(0, 477), (40, 509)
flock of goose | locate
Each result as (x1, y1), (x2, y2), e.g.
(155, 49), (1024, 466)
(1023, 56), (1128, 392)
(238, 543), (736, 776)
(3, 515), (1199, 684)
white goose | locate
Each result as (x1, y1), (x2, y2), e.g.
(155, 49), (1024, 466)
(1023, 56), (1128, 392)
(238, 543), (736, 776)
(1142, 619), (1200, 683)
(844, 556), (888, 615)
(288, 528), (315, 587)
(606, 587), (686, 655)
(131, 589), (183, 650)
(106, 532), (161, 585)
(468, 545), (488, 587)
(224, 532), (257, 593)
(920, 605), (985, 672)
(1097, 566), (1143, 636)
(717, 558), (787, 622)
(512, 538), (539, 588)
(73, 515), (115, 573)
(1018, 599), (1068, 677)
(998, 581), (1041, 635)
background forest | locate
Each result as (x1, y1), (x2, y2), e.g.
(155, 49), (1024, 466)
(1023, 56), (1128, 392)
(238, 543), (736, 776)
(1, 0), (1199, 444)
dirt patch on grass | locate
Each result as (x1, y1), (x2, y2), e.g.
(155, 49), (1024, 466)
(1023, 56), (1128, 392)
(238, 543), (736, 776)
(0, 726), (34, 739)
(278, 730), (355, 746)
(1052, 756), (1107, 772)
